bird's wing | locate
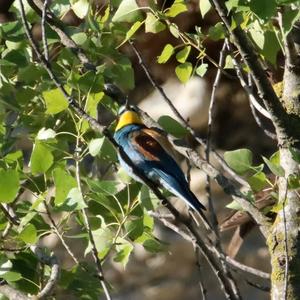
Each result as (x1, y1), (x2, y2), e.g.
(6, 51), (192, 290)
(130, 129), (205, 212)
(130, 129), (187, 183)
(142, 128), (179, 163)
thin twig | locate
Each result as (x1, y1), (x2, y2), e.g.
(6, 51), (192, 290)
(206, 41), (227, 234)
(0, 204), (19, 226)
(43, 200), (79, 264)
(247, 75), (277, 140)
(245, 279), (270, 292)
(41, 0), (49, 61)
(74, 138), (112, 300)
(31, 246), (60, 299)
(195, 246), (208, 300)
(224, 40), (271, 120)
(149, 211), (240, 300)
(225, 256), (270, 280)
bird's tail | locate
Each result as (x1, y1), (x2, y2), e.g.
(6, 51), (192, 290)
(186, 190), (213, 231)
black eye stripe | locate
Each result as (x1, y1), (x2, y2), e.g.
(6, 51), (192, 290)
(117, 105), (137, 116)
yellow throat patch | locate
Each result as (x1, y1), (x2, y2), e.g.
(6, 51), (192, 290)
(115, 111), (143, 131)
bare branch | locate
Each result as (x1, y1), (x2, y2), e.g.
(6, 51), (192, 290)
(225, 256), (270, 280)
(30, 246), (60, 299)
(41, 0), (49, 61)
(43, 200), (79, 265)
(206, 41), (227, 234)
(0, 284), (29, 300)
(27, 0), (95, 71)
(74, 138), (112, 300)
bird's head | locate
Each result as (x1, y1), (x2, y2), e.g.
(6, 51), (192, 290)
(115, 105), (143, 132)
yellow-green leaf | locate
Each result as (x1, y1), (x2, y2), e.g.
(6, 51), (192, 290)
(43, 88), (69, 114)
(175, 62), (193, 83)
(157, 44), (174, 64)
(0, 169), (19, 203)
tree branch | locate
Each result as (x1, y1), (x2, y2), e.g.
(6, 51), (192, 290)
(0, 284), (29, 300)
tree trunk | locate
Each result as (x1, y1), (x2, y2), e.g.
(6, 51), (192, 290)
(268, 25), (300, 298)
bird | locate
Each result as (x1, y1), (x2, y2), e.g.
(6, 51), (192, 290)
(114, 104), (207, 217)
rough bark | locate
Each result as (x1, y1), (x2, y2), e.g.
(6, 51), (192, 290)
(267, 20), (300, 299)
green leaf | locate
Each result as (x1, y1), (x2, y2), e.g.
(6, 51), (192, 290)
(195, 63), (208, 77)
(199, 0), (211, 18)
(71, 32), (88, 45)
(36, 128), (56, 140)
(88, 138), (105, 156)
(87, 180), (119, 195)
(71, 0), (89, 19)
(157, 44), (174, 64)
(263, 154), (285, 177)
(176, 46), (191, 63)
(60, 187), (87, 211)
(290, 147), (300, 163)
(0, 169), (19, 203)
(249, 20), (265, 49)
(158, 115), (188, 138)
(208, 22), (225, 41)
(165, 0), (188, 17)
(53, 168), (77, 205)
(224, 55), (234, 69)
(78, 71), (104, 93)
(87, 227), (114, 258)
(249, 0), (276, 21)
(261, 31), (280, 65)
(224, 149), (253, 175)
(19, 224), (38, 244)
(145, 13), (166, 33)
(143, 238), (166, 253)
(88, 137), (118, 161)
(114, 240), (134, 267)
(1, 271), (22, 282)
(30, 142), (53, 175)
(125, 218), (144, 240)
(282, 7), (300, 35)
(43, 88), (69, 114)
(118, 21), (144, 48)
(81, 91), (104, 132)
(175, 62), (193, 83)
(247, 171), (267, 192)
(288, 174), (300, 189)
(112, 0), (142, 22)
(169, 23), (180, 38)
(117, 168), (133, 184)
(226, 200), (243, 211)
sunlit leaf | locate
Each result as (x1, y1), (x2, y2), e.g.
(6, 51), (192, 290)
(176, 46), (191, 63)
(19, 224), (37, 244)
(0, 169), (19, 203)
(30, 142), (53, 175)
(112, 0), (142, 22)
(157, 44), (174, 64)
(165, 0), (188, 17)
(145, 13), (166, 33)
(43, 88), (69, 114)
(199, 0), (211, 18)
(175, 62), (193, 83)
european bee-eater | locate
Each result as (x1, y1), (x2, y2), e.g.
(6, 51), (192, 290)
(114, 106), (206, 214)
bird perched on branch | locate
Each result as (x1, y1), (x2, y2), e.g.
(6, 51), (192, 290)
(114, 104), (207, 217)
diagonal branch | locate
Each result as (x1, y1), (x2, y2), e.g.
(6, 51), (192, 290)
(208, 0), (294, 144)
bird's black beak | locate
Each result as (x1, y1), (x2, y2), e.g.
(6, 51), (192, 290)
(124, 97), (130, 110)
